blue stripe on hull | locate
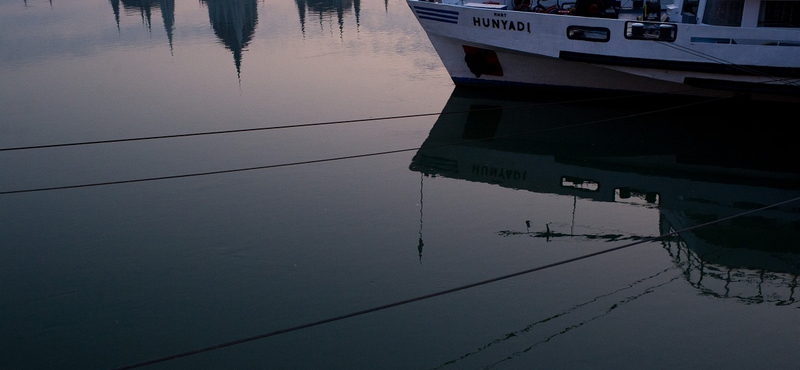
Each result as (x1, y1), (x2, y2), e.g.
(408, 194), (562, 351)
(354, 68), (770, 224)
(418, 15), (459, 24)
(416, 10), (458, 20)
(413, 5), (459, 24)
(412, 6), (459, 15)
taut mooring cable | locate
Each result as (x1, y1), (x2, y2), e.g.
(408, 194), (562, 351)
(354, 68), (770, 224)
(0, 89), (719, 153)
(1, 95), (731, 195)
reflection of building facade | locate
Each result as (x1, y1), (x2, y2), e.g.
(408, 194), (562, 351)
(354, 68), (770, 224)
(109, 0), (259, 77)
(410, 89), (800, 305)
(110, 0), (175, 50)
(295, 0), (360, 37)
(201, 0), (259, 78)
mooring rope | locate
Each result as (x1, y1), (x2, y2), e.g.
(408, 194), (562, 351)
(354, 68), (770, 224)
(656, 41), (800, 87)
(1, 95), (732, 195)
(0, 89), (724, 153)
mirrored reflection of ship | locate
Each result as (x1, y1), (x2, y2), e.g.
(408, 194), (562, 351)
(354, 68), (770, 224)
(295, 0), (361, 37)
(410, 89), (800, 305)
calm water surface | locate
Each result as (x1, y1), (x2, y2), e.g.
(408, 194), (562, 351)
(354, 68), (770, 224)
(1, 1), (798, 369)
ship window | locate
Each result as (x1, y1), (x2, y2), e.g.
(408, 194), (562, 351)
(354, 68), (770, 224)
(615, 188), (660, 205)
(758, 1), (800, 27)
(682, 0), (699, 14)
(624, 21), (678, 41)
(681, 0), (699, 22)
(701, 0), (744, 26)
(566, 26), (611, 42)
(562, 177), (599, 191)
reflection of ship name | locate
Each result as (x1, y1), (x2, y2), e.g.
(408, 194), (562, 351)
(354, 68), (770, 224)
(472, 163), (526, 181)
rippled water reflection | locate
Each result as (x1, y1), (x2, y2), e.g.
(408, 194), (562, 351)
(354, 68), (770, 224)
(1, 1), (798, 369)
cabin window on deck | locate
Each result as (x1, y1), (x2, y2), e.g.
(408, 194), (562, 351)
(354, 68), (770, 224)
(682, 0), (700, 22)
(758, 1), (800, 27)
(702, 0), (744, 26)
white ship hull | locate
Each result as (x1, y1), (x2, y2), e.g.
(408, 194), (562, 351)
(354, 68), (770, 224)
(408, 0), (800, 99)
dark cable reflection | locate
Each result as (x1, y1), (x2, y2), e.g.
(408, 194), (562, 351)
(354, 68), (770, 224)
(428, 263), (684, 370)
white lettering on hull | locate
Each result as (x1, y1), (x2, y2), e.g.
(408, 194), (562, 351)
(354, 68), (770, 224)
(472, 164), (527, 181)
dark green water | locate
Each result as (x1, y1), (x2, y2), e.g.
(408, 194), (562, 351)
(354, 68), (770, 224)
(1, 1), (798, 369)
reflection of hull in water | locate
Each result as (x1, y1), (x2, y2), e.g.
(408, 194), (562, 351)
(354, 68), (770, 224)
(661, 213), (798, 306)
(410, 89), (800, 304)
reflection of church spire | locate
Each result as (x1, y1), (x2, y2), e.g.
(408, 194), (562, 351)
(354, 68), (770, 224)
(297, 0), (307, 36)
(354, 0), (360, 29)
(159, 0), (175, 55)
(295, 0), (358, 38)
(111, 0), (174, 39)
(201, 0), (259, 80)
(336, 1), (344, 38)
(111, 0), (121, 31)
(23, 0), (52, 7)
(127, 0), (154, 31)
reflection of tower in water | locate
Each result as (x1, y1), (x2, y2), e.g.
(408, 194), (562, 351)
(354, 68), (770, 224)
(201, 0), (259, 80)
(25, 0), (54, 8)
(110, 0), (175, 52)
(295, 0), (360, 37)
(109, 0), (258, 78)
